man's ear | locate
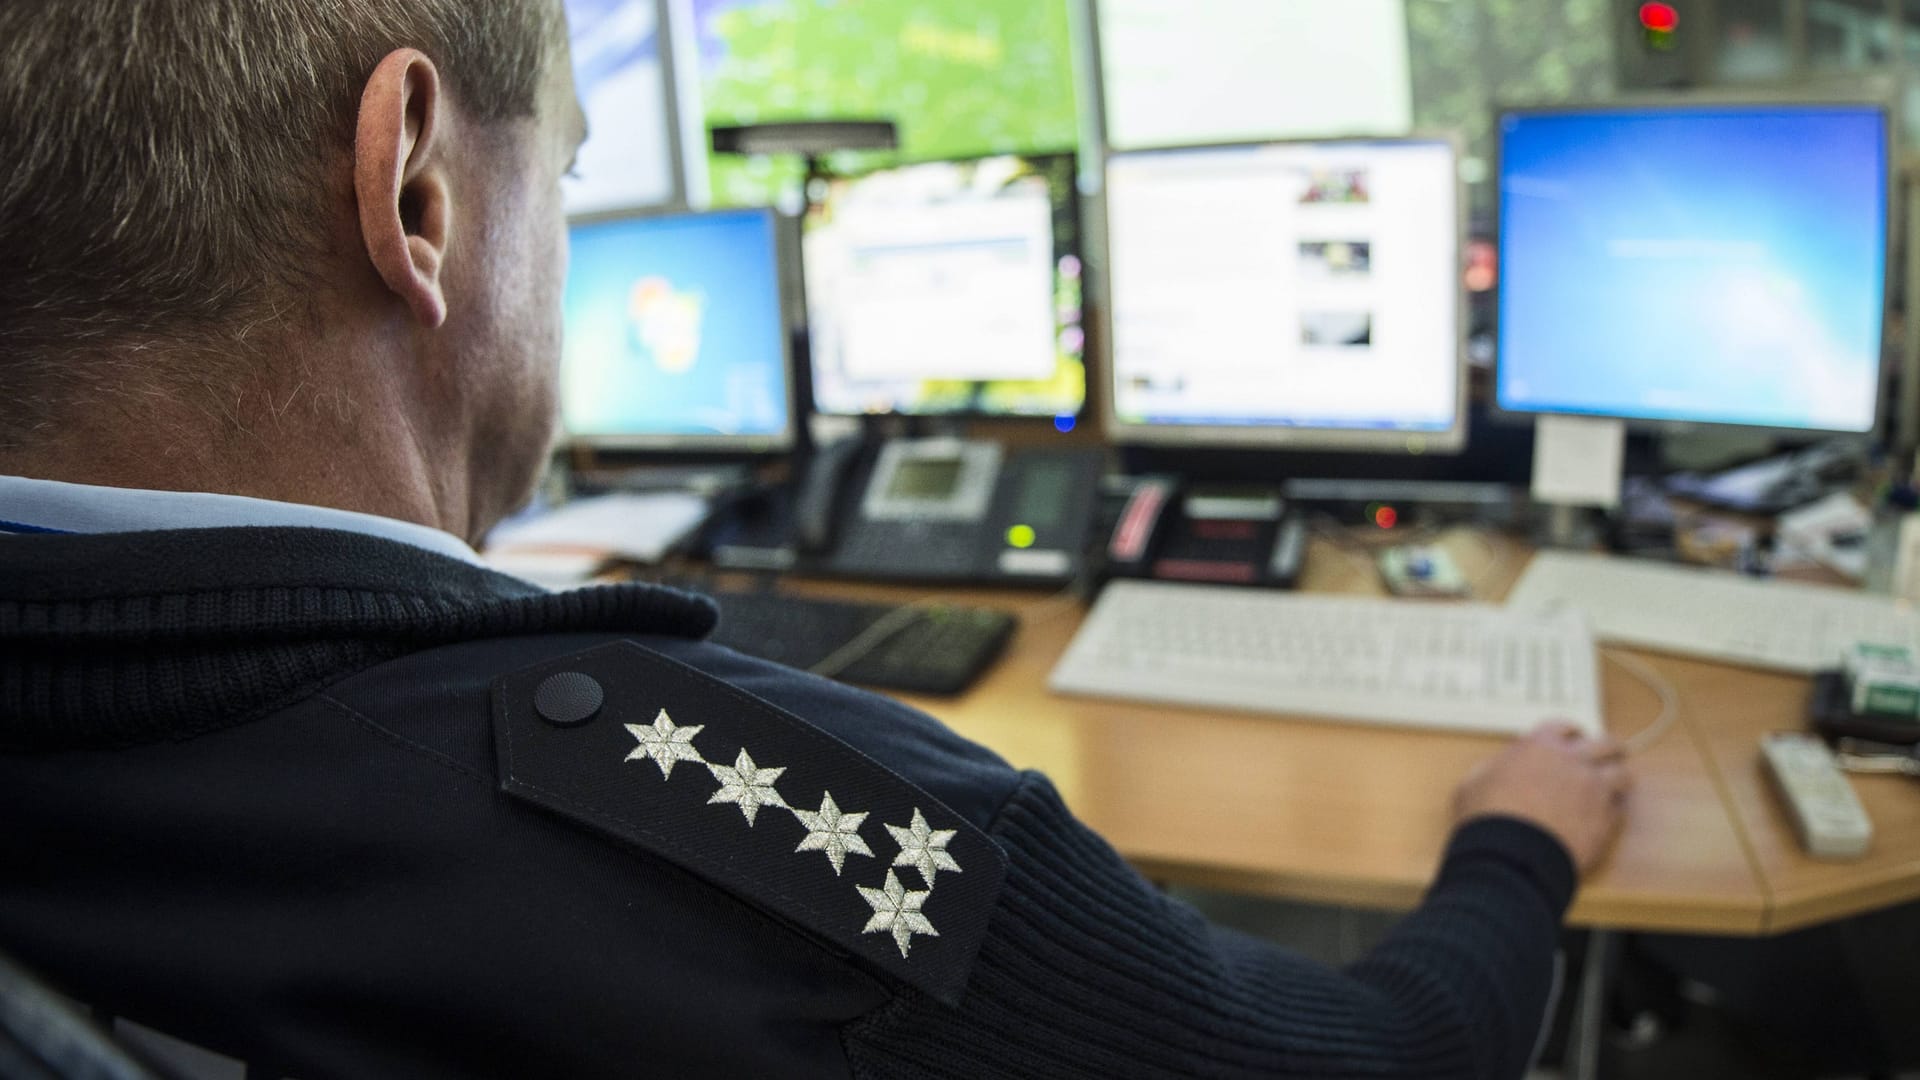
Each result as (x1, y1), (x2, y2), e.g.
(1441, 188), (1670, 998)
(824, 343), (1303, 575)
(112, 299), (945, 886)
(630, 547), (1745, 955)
(354, 49), (450, 329)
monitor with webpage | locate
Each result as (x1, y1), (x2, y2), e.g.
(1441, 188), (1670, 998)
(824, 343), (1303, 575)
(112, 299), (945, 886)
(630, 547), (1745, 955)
(561, 208), (794, 451)
(1104, 137), (1464, 451)
(802, 153), (1086, 419)
(1495, 101), (1890, 435)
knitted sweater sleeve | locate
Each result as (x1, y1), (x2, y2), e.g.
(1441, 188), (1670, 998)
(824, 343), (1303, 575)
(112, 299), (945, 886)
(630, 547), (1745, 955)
(843, 772), (1574, 1080)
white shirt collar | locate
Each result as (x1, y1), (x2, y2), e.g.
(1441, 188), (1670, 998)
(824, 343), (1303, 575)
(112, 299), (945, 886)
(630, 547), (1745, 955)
(0, 475), (483, 565)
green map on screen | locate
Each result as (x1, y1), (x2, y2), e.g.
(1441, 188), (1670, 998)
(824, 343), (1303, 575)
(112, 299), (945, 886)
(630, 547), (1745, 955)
(695, 0), (1080, 206)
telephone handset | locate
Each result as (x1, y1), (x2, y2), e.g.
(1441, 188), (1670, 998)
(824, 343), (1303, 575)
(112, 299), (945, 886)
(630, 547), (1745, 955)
(794, 437), (1103, 585)
(1106, 475), (1180, 575)
(793, 436), (867, 553)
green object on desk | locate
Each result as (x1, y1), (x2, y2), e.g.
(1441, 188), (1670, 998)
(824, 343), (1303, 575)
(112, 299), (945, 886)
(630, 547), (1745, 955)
(1844, 642), (1920, 719)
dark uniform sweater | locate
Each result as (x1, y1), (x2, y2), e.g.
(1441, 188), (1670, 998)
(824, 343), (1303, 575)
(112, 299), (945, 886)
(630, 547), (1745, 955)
(0, 527), (1575, 1079)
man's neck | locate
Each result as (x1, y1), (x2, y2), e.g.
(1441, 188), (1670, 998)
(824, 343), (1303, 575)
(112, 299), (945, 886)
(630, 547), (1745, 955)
(0, 366), (474, 543)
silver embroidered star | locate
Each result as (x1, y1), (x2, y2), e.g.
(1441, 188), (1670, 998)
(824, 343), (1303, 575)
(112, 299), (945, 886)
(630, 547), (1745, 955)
(792, 793), (874, 875)
(886, 808), (961, 886)
(857, 870), (939, 958)
(623, 709), (706, 780)
(706, 749), (788, 825)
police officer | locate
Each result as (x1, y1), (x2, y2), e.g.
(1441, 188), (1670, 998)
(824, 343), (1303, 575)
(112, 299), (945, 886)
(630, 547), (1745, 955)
(0, 2), (1629, 1076)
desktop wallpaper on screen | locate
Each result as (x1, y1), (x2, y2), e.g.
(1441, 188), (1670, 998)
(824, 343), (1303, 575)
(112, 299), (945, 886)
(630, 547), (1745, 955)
(1496, 106), (1887, 433)
(561, 210), (789, 442)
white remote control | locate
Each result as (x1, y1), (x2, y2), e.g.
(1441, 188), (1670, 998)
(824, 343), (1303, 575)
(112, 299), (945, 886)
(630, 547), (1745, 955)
(1762, 733), (1873, 860)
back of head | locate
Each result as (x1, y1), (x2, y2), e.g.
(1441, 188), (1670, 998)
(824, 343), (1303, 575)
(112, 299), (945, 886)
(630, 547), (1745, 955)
(0, 0), (562, 449)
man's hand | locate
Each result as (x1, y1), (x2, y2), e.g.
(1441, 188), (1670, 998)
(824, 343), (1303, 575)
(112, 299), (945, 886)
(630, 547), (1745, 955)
(1454, 723), (1632, 874)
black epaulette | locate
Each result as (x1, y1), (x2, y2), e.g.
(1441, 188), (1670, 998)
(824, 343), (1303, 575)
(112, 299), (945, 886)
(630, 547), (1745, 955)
(491, 641), (1007, 1006)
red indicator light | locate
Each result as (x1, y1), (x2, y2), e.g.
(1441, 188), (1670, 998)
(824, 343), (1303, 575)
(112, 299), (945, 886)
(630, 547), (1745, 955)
(1639, 3), (1678, 33)
(1374, 506), (1399, 530)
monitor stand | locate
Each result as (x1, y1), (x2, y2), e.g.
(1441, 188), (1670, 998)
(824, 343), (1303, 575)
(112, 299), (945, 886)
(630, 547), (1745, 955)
(1536, 503), (1604, 551)
(1528, 416), (1626, 550)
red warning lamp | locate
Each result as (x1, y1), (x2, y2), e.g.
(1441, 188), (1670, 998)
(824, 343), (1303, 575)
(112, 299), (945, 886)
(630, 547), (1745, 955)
(1373, 505), (1399, 530)
(1639, 2), (1679, 49)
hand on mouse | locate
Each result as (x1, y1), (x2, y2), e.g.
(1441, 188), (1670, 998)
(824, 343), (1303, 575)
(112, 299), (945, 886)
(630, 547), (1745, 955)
(1453, 723), (1632, 875)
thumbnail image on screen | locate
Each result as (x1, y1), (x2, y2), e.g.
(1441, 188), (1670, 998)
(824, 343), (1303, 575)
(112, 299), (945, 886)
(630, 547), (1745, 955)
(803, 153), (1086, 418)
(562, 208), (791, 449)
(1105, 139), (1461, 448)
(1496, 104), (1888, 435)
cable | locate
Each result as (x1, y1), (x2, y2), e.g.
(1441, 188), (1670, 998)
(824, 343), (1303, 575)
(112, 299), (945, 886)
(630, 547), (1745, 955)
(1304, 514), (1394, 580)
(1603, 648), (1681, 755)
(1016, 580), (1091, 628)
(807, 603), (932, 680)
(1306, 515), (1512, 598)
(1460, 528), (1512, 599)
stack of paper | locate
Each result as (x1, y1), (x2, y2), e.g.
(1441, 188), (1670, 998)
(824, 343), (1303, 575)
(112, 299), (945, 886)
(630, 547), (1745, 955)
(485, 492), (712, 565)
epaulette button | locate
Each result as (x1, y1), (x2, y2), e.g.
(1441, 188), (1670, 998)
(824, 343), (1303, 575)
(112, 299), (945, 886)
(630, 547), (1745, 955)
(534, 672), (605, 727)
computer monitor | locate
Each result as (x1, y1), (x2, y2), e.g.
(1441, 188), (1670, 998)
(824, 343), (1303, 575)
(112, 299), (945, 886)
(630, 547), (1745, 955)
(801, 153), (1086, 419)
(1495, 101), (1890, 436)
(561, 0), (676, 215)
(1104, 138), (1465, 451)
(561, 208), (795, 452)
(1094, 0), (1411, 151)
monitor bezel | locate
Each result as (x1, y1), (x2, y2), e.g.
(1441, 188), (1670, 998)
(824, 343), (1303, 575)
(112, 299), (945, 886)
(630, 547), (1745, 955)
(799, 149), (1089, 422)
(1490, 92), (1896, 441)
(560, 205), (800, 454)
(1099, 134), (1470, 454)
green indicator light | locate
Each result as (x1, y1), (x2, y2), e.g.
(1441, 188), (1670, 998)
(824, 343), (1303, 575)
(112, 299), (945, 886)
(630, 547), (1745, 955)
(1007, 524), (1037, 549)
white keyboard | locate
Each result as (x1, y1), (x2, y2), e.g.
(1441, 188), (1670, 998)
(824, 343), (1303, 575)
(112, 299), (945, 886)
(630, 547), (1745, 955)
(1506, 551), (1920, 675)
(1049, 581), (1603, 737)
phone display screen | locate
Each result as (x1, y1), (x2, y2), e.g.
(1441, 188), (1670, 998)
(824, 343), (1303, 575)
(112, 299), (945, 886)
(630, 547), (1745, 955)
(885, 457), (965, 501)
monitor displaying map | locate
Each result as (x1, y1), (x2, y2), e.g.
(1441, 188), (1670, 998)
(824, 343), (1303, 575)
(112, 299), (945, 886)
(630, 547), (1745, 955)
(694, 0), (1078, 206)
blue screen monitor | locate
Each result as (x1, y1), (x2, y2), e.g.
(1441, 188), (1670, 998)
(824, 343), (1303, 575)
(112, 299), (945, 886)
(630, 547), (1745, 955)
(562, 208), (794, 451)
(1495, 102), (1890, 435)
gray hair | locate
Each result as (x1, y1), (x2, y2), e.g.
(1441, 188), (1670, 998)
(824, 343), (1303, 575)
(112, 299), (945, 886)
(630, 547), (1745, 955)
(0, 0), (564, 438)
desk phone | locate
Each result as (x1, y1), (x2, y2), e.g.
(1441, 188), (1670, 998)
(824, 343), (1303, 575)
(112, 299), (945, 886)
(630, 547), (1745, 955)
(1102, 478), (1306, 588)
(797, 437), (1103, 586)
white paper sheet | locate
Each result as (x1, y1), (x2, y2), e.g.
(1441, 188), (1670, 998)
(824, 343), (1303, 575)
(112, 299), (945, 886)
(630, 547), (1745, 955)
(485, 492), (711, 564)
(1531, 415), (1625, 509)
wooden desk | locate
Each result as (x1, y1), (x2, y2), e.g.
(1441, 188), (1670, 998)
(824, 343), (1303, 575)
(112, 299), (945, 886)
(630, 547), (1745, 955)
(1678, 659), (1920, 933)
(772, 530), (1770, 935)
